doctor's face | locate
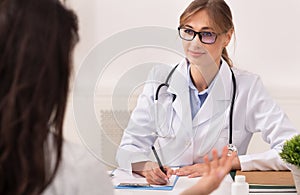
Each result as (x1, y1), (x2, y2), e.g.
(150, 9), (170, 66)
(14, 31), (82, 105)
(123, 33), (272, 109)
(180, 9), (232, 67)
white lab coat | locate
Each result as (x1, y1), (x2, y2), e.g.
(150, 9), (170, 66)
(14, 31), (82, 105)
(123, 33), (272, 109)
(116, 58), (298, 172)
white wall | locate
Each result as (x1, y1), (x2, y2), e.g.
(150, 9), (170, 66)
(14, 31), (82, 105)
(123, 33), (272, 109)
(64, 0), (300, 158)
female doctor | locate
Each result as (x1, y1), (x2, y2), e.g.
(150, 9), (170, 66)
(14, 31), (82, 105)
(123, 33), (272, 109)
(116, 0), (299, 185)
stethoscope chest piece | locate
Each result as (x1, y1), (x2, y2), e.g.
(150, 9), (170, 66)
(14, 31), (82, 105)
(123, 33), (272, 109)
(227, 144), (238, 156)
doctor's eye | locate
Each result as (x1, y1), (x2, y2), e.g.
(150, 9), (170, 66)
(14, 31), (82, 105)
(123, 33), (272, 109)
(199, 31), (218, 44)
(178, 27), (196, 41)
(200, 32), (215, 37)
(183, 29), (195, 36)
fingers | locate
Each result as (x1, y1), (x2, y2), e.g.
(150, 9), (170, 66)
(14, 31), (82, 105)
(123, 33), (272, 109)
(175, 165), (193, 176)
(210, 148), (219, 169)
(201, 147), (235, 180)
(175, 164), (206, 177)
(175, 166), (193, 176)
(140, 162), (170, 185)
(203, 155), (210, 176)
(187, 172), (203, 178)
(153, 167), (169, 180)
(165, 166), (174, 178)
(203, 155), (210, 165)
(225, 151), (236, 170)
(219, 146), (229, 166)
(222, 145), (229, 158)
(217, 147), (236, 179)
(145, 167), (169, 185)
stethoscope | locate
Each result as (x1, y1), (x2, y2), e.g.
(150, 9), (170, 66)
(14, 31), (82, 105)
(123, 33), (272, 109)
(154, 63), (238, 155)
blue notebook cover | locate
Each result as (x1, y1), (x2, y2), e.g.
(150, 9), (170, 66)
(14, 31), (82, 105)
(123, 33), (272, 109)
(111, 168), (179, 191)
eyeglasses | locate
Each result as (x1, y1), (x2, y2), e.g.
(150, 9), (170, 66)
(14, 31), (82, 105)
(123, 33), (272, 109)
(178, 27), (219, 44)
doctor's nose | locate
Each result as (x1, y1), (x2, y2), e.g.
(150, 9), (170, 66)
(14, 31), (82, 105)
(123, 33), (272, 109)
(190, 36), (205, 48)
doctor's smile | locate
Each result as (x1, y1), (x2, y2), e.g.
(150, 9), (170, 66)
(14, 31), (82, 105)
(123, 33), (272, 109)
(187, 49), (206, 57)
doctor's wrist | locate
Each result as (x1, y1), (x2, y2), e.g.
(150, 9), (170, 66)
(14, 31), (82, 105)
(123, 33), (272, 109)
(231, 156), (241, 170)
(132, 161), (156, 177)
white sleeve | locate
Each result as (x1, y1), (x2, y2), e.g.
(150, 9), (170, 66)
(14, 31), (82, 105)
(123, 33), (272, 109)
(239, 149), (288, 170)
(240, 76), (298, 171)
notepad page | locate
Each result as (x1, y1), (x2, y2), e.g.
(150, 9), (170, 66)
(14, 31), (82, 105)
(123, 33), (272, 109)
(112, 168), (178, 187)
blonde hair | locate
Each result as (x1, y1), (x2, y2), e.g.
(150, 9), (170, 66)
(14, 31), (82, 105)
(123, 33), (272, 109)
(180, 0), (234, 66)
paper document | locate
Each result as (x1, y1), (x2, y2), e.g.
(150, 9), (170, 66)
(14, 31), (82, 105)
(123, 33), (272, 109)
(111, 168), (179, 191)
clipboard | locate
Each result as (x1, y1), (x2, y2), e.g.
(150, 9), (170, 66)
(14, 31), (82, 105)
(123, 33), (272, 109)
(111, 168), (179, 191)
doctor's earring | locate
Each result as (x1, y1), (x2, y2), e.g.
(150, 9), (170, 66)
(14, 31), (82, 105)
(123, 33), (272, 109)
(227, 144), (238, 156)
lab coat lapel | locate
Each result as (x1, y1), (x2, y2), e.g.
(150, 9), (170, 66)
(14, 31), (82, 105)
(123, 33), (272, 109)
(191, 62), (234, 157)
(192, 61), (233, 128)
(167, 59), (193, 138)
(157, 59), (195, 165)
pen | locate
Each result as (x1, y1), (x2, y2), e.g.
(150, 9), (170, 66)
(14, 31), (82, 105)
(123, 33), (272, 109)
(109, 170), (115, 177)
(151, 146), (167, 175)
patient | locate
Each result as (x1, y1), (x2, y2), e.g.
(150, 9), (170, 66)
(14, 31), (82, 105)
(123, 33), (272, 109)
(0, 0), (113, 194)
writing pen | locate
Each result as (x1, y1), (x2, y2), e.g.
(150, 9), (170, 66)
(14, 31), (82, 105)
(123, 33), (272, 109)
(151, 146), (167, 175)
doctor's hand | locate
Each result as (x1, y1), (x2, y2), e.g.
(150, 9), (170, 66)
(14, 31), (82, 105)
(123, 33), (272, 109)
(175, 162), (208, 178)
(132, 161), (174, 185)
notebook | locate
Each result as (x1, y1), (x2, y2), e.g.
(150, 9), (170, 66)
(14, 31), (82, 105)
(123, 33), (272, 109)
(235, 170), (297, 193)
(111, 168), (179, 191)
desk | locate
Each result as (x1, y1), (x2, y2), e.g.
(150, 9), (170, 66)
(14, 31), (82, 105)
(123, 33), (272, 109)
(114, 174), (297, 195)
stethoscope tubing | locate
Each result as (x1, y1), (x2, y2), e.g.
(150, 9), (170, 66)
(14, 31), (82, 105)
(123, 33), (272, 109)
(155, 63), (237, 146)
(228, 68), (236, 145)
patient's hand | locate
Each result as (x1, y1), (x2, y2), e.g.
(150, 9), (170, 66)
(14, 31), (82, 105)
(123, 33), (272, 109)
(180, 146), (236, 195)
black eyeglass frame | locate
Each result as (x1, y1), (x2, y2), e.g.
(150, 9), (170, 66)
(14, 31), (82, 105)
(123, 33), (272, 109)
(177, 27), (220, 45)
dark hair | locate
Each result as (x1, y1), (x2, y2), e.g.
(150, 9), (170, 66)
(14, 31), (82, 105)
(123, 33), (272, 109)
(0, 0), (78, 194)
(179, 0), (234, 66)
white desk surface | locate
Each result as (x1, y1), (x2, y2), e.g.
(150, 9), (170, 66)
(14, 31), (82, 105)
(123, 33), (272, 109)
(113, 174), (297, 195)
